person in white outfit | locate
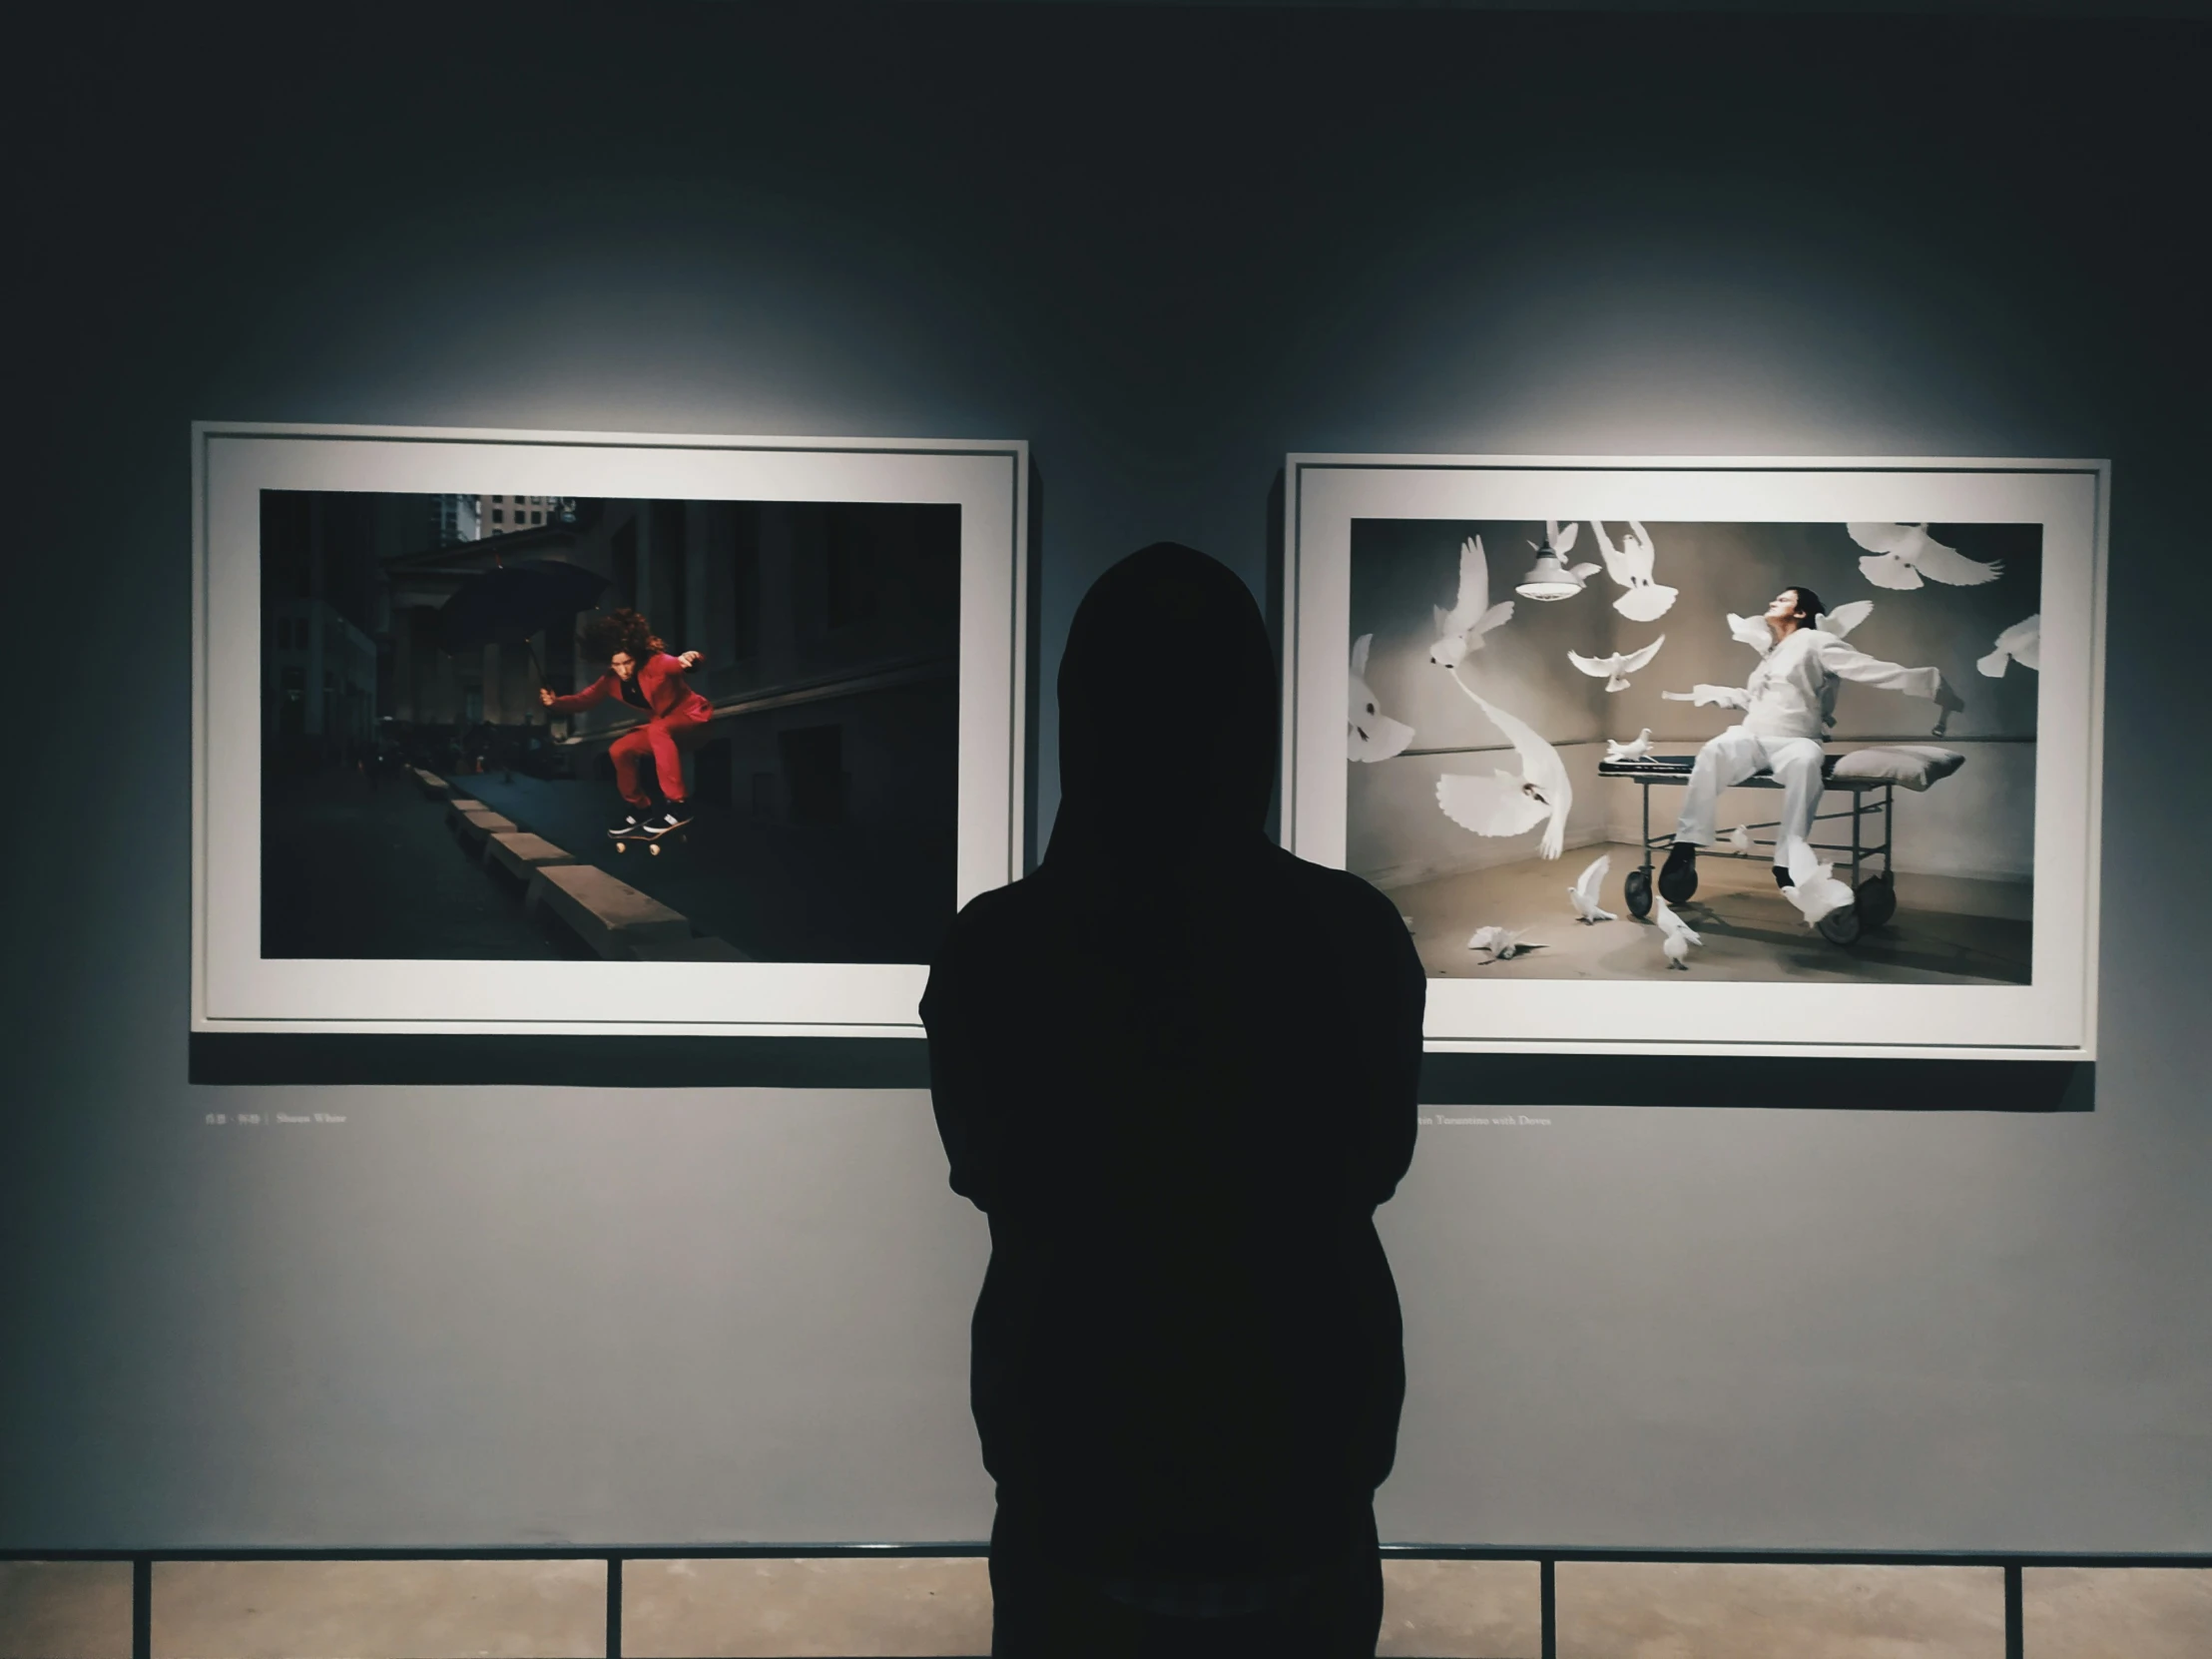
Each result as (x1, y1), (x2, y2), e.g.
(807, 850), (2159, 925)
(1659, 585), (1955, 901)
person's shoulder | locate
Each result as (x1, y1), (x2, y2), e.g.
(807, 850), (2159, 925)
(942, 872), (1049, 944)
(1262, 843), (1409, 935)
(925, 874), (1051, 998)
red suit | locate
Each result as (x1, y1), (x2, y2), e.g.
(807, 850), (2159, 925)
(547, 653), (712, 808)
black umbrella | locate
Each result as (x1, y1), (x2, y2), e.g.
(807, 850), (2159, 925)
(437, 560), (610, 654)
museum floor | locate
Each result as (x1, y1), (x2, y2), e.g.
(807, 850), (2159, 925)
(1388, 839), (2034, 986)
(3, 1554), (2204, 1658)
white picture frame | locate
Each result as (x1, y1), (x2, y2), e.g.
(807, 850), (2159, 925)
(193, 421), (1027, 1039)
(1284, 453), (2107, 1063)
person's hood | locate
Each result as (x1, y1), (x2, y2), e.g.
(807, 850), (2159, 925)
(1047, 542), (1278, 866)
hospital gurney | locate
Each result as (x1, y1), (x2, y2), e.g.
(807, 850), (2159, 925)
(1597, 753), (1915, 945)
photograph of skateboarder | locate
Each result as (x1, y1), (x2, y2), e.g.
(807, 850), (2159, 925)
(541, 608), (710, 842)
(257, 488), (964, 964)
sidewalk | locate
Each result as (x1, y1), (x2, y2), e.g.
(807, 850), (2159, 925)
(446, 773), (954, 963)
(261, 768), (580, 960)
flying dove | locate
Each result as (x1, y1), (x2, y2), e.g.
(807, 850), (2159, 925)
(1348, 633), (1416, 762)
(1568, 634), (1666, 693)
(1847, 523), (2003, 590)
(1568, 854), (1616, 923)
(1726, 824), (1752, 854)
(1727, 611), (1776, 655)
(1588, 519), (1679, 621)
(1780, 834), (1857, 927)
(1429, 536), (1515, 666)
(1815, 599), (1875, 639)
(1434, 678), (1574, 858)
(1976, 614), (2041, 678)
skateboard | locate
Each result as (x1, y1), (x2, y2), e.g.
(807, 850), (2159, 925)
(611, 818), (692, 857)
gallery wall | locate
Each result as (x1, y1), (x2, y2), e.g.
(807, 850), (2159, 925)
(8, 1), (2209, 1551)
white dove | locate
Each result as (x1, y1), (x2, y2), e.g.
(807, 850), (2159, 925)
(1568, 634), (1666, 693)
(1348, 633), (1416, 762)
(1977, 614), (2041, 678)
(1429, 536), (1515, 666)
(1815, 599), (1875, 639)
(1468, 924), (1541, 961)
(1727, 612), (1775, 655)
(1650, 890), (1702, 969)
(1780, 834), (1856, 927)
(1726, 824), (1752, 854)
(1568, 854), (1616, 923)
(1588, 519), (1678, 622)
(1847, 523), (2003, 590)
(1434, 676), (1574, 859)
(1605, 728), (1654, 762)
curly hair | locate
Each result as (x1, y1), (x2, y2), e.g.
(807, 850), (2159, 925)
(578, 608), (664, 664)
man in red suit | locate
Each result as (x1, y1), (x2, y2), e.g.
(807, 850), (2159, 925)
(540, 608), (711, 839)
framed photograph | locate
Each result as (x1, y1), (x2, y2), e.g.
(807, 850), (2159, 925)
(193, 421), (1027, 1041)
(1285, 454), (2106, 1062)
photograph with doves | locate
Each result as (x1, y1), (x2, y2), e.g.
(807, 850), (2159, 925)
(1348, 518), (2033, 967)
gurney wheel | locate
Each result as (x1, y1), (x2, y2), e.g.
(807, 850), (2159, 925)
(1817, 904), (1862, 946)
(1855, 875), (1897, 929)
(1624, 867), (1653, 919)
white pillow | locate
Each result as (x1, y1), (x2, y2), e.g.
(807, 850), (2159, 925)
(1830, 745), (1966, 792)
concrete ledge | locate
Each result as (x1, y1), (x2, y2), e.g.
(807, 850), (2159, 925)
(1557, 1561), (2004, 1659)
(0, 1560), (133, 1659)
(2023, 1566), (2212, 1659)
(622, 1557), (989, 1658)
(486, 830), (579, 878)
(411, 768), (450, 799)
(1380, 1558), (1541, 1657)
(631, 934), (754, 961)
(445, 800), (519, 843)
(526, 862), (693, 958)
(151, 1559), (604, 1659)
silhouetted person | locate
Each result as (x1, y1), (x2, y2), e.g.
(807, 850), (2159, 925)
(923, 544), (1426, 1657)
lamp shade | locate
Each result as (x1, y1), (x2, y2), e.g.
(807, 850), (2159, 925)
(1515, 551), (1585, 601)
